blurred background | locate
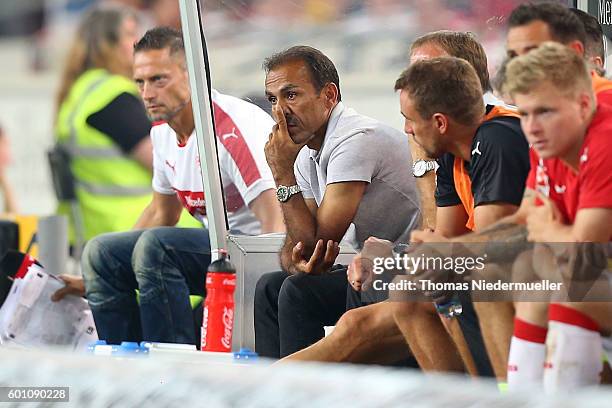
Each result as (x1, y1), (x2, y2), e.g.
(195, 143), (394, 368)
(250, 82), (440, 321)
(0, 0), (580, 216)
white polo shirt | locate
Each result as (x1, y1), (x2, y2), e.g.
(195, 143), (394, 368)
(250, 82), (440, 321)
(294, 102), (421, 250)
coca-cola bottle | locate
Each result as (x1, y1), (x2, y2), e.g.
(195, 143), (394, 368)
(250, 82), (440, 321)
(201, 249), (236, 352)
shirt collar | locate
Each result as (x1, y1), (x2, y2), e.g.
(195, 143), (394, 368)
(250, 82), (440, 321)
(309, 102), (345, 162)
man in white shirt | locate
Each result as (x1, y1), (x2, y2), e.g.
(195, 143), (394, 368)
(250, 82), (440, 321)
(79, 27), (284, 345)
(150, 88), (279, 235)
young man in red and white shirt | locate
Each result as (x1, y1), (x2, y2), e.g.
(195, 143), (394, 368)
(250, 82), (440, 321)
(504, 42), (612, 392)
(80, 27), (284, 346)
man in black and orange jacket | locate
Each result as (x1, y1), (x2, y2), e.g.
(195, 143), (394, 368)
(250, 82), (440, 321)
(389, 56), (530, 380)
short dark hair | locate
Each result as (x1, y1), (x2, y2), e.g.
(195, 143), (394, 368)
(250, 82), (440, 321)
(394, 57), (484, 126)
(410, 30), (491, 92)
(508, 2), (586, 46)
(492, 56), (512, 98)
(134, 26), (184, 57)
(570, 8), (605, 71)
(263, 45), (342, 101)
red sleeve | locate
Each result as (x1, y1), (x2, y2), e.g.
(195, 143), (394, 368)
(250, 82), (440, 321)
(525, 148), (539, 190)
(213, 102), (262, 188)
(578, 129), (612, 210)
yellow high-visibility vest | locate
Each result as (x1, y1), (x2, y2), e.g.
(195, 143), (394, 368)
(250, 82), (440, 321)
(55, 69), (152, 241)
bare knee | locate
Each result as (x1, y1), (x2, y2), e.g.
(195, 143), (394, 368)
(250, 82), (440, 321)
(511, 249), (537, 283)
(334, 306), (373, 340)
(392, 301), (434, 326)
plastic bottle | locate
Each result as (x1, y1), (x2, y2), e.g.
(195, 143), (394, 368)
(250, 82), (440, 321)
(233, 348), (258, 361)
(201, 250), (236, 352)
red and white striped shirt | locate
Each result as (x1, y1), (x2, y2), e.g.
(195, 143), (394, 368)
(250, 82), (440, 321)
(151, 89), (275, 235)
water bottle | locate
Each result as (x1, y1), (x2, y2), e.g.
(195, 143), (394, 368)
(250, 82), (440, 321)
(435, 293), (463, 318)
(201, 250), (236, 352)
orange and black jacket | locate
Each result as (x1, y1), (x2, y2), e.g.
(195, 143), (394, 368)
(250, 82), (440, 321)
(434, 105), (530, 231)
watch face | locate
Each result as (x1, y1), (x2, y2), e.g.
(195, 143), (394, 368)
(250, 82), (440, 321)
(276, 186), (289, 202)
(413, 160), (427, 177)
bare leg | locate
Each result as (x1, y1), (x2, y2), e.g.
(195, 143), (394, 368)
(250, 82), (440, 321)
(280, 302), (409, 364)
(473, 301), (514, 380)
(514, 302), (549, 327)
(440, 314), (480, 376)
(473, 250), (546, 380)
(393, 301), (465, 373)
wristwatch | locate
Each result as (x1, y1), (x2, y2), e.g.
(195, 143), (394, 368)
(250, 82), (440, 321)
(412, 160), (438, 178)
(276, 184), (302, 202)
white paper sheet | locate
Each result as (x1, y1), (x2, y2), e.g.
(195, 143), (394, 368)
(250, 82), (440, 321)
(0, 264), (97, 350)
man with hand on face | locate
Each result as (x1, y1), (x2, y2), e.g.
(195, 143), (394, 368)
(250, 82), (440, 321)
(254, 45), (421, 358)
(78, 27), (284, 346)
(279, 31), (503, 370)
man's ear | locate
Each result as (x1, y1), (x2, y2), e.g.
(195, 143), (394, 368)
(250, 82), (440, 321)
(432, 113), (448, 135)
(591, 56), (604, 71)
(322, 82), (339, 108)
(567, 40), (585, 57)
(579, 91), (595, 120)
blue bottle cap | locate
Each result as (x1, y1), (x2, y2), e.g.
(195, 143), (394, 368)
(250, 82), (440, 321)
(116, 341), (148, 356)
(120, 341), (140, 349)
(233, 347), (258, 361)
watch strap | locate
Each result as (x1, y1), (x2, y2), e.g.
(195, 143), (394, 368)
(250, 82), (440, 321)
(288, 185), (301, 196)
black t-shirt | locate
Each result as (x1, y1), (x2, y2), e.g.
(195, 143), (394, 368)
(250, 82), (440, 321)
(435, 111), (530, 208)
(85, 92), (151, 154)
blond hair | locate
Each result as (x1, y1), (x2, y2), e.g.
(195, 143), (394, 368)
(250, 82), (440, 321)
(503, 42), (593, 100)
(395, 56), (484, 126)
(55, 7), (137, 116)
